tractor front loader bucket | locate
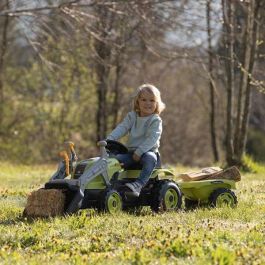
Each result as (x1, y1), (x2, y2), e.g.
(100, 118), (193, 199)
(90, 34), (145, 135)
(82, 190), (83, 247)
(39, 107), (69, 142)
(45, 179), (84, 214)
(23, 179), (83, 218)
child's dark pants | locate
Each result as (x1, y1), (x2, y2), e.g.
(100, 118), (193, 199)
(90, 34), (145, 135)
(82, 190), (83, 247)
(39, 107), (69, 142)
(116, 151), (158, 186)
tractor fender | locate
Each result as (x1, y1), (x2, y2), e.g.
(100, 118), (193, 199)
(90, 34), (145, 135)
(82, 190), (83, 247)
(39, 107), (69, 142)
(151, 168), (175, 179)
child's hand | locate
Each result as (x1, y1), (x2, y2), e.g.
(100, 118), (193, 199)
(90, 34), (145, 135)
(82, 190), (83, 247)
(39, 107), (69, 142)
(133, 153), (141, 162)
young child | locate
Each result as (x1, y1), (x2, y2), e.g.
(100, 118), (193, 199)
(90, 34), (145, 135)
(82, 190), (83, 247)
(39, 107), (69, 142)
(107, 84), (165, 196)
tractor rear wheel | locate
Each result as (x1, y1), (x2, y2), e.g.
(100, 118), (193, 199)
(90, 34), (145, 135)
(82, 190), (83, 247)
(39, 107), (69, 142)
(100, 189), (123, 214)
(151, 180), (182, 213)
(209, 188), (237, 208)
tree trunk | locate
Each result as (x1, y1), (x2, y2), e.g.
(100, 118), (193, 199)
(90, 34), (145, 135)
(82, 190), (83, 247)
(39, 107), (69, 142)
(206, 0), (219, 162)
(0, 0), (9, 133)
(93, 6), (113, 141)
(234, 6), (249, 158)
(223, 0), (235, 165)
(95, 40), (110, 141)
(112, 59), (121, 129)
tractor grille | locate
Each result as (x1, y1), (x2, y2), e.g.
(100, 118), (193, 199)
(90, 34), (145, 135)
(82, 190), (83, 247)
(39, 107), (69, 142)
(74, 163), (87, 178)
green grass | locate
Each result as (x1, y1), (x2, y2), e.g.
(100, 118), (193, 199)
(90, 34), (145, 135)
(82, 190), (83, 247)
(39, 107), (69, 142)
(0, 162), (265, 265)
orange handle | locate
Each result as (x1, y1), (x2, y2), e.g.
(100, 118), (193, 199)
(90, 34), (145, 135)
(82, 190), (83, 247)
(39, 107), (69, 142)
(64, 141), (77, 160)
(59, 150), (70, 176)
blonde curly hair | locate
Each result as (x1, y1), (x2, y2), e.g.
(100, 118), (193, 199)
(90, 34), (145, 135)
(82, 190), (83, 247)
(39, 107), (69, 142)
(133, 84), (165, 115)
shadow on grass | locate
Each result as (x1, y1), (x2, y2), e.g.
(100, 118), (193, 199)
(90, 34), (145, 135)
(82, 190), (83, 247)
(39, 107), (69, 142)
(0, 212), (62, 226)
(0, 215), (36, 226)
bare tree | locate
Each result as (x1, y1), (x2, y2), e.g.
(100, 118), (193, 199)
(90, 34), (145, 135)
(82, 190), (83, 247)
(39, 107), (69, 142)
(206, 0), (219, 162)
(221, 0), (264, 166)
(235, 0), (262, 163)
(0, 0), (9, 132)
(222, 0), (235, 165)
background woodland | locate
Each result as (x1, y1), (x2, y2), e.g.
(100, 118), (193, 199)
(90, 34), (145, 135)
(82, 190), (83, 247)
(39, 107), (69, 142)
(0, 0), (265, 167)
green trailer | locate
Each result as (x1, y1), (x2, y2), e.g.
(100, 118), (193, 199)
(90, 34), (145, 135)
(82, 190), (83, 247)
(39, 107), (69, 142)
(178, 179), (238, 209)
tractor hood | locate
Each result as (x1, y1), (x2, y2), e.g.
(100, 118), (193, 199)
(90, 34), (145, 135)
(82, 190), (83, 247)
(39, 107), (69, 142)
(72, 157), (122, 189)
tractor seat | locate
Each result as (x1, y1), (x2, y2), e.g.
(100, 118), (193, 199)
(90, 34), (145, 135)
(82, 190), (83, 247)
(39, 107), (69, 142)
(122, 153), (162, 170)
(124, 163), (162, 170)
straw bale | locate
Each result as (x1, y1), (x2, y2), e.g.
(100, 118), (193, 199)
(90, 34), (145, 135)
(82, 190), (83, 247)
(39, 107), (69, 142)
(24, 189), (66, 218)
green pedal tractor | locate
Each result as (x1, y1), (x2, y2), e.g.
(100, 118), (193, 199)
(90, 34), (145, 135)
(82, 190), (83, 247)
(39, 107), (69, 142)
(44, 140), (182, 214)
(32, 140), (239, 216)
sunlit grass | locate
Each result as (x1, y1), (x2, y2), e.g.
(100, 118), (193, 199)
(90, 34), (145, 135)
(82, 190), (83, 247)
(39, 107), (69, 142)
(0, 162), (264, 264)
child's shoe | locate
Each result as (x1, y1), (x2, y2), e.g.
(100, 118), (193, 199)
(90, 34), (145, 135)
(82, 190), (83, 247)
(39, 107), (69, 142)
(125, 181), (143, 197)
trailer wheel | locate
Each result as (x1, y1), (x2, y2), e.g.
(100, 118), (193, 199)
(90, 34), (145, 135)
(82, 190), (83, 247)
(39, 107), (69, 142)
(151, 180), (182, 213)
(100, 190), (123, 214)
(209, 188), (237, 208)
(184, 198), (199, 210)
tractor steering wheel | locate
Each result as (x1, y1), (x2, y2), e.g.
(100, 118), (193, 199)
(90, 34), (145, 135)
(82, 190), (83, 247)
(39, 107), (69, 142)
(106, 140), (128, 155)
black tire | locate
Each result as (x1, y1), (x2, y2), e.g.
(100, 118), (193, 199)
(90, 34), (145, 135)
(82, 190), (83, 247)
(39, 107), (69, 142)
(184, 198), (199, 210)
(151, 180), (182, 213)
(209, 188), (237, 208)
(100, 189), (123, 214)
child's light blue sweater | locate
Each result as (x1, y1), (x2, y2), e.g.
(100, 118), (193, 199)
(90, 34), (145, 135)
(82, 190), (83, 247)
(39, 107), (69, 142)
(107, 111), (162, 157)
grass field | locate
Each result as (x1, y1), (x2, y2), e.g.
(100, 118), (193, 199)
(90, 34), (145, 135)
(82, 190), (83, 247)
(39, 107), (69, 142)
(0, 162), (265, 265)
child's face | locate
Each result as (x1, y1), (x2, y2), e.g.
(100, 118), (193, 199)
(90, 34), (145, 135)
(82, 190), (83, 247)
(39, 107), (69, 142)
(138, 91), (157, 117)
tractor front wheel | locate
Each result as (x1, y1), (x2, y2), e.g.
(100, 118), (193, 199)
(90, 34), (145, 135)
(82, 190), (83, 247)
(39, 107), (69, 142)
(151, 180), (182, 213)
(209, 188), (237, 208)
(100, 189), (123, 214)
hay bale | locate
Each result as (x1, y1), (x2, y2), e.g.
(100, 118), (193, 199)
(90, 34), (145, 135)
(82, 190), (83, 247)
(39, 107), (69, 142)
(23, 189), (66, 218)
